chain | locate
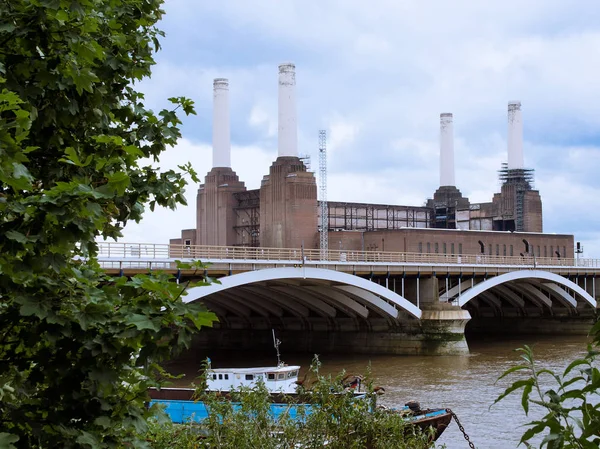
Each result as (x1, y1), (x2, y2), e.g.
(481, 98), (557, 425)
(446, 408), (476, 449)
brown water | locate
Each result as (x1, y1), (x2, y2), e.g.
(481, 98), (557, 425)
(168, 334), (590, 449)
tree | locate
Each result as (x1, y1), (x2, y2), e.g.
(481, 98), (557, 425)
(0, 1), (216, 447)
(494, 320), (600, 448)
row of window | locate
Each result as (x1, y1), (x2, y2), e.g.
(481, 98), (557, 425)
(211, 371), (299, 382)
(418, 242), (463, 255)
(417, 242), (568, 258)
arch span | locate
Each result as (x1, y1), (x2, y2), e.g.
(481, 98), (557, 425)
(456, 270), (596, 309)
(185, 267), (421, 319)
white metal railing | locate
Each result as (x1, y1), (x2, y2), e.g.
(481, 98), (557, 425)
(95, 242), (600, 269)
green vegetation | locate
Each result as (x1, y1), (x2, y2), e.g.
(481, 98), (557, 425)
(145, 360), (438, 449)
(0, 1), (216, 447)
(495, 320), (600, 448)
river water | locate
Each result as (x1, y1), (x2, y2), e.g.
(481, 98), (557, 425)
(171, 334), (591, 448)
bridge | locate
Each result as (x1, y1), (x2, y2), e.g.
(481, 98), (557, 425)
(98, 243), (600, 355)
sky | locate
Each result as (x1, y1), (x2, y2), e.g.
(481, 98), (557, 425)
(120, 0), (600, 258)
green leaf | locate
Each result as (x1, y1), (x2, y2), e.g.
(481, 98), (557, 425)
(127, 314), (160, 331)
(107, 171), (130, 195)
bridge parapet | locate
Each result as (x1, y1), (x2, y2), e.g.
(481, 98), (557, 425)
(98, 242), (599, 270)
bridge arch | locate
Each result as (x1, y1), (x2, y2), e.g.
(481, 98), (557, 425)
(185, 267), (421, 319)
(455, 270), (596, 309)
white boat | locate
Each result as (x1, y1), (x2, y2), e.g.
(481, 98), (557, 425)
(206, 364), (301, 394)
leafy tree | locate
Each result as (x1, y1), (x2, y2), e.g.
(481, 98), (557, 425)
(0, 0), (216, 447)
(494, 320), (600, 448)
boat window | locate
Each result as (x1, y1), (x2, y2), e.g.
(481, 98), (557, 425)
(278, 373), (285, 380)
(267, 373), (275, 380)
(245, 374), (254, 381)
(287, 371), (297, 379)
(218, 374), (223, 380)
(224, 374), (229, 380)
(212, 374), (217, 380)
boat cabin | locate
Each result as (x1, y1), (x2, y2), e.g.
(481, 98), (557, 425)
(207, 365), (301, 394)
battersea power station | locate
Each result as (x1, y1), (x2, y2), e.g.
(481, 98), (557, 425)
(171, 63), (573, 261)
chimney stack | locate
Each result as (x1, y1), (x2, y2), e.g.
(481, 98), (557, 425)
(507, 101), (524, 170)
(212, 78), (231, 168)
(439, 113), (455, 186)
(278, 63), (297, 157)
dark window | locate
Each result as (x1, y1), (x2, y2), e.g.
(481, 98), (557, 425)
(488, 244), (492, 255)
(427, 243), (431, 253)
(451, 243), (455, 255)
(268, 373), (275, 380)
(418, 242), (423, 253)
(544, 246), (547, 257)
(184, 239), (191, 246)
(563, 246), (566, 257)
(510, 245), (513, 256)
(224, 374), (229, 380)
(496, 244), (500, 256)
(503, 244), (506, 256)
(443, 243), (447, 254)
(537, 246), (541, 257)
(458, 243), (463, 255)
(245, 374), (254, 381)
(434, 243), (439, 253)
(212, 374), (217, 380)
(218, 374), (223, 380)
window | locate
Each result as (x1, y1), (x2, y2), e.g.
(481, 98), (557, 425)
(418, 242), (423, 253)
(245, 374), (254, 381)
(550, 246), (554, 257)
(268, 373), (275, 380)
(184, 239), (191, 246)
(218, 374), (223, 380)
(496, 244), (499, 256)
(451, 243), (455, 255)
(427, 243), (431, 253)
(212, 374), (217, 380)
(224, 374), (229, 380)
(537, 246), (541, 257)
(434, 243), (439, 253)
(510, 245), (513, 256)
(458, 243), (462, 255)
(503, 244), (506, 256)
(278, 373), (285, 380)
(544, 246), (547, 257)
(443, 243), (447, 254)
(563, 246), (566, 257)
(488, 244), (492, 255)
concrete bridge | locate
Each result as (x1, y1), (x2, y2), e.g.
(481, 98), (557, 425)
(99, 243), (600, 355)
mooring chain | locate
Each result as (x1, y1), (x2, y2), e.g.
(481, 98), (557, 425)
(446, 408), (476, 449)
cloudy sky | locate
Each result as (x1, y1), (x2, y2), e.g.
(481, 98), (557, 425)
(120, 0), (600, 258)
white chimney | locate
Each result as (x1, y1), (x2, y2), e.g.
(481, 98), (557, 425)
(507, 101), (524, 170)
(278, 63), (297, 157)
(212, 78), (231, 168)
(439, 113), (455, 186)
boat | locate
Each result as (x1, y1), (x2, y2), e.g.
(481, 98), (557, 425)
(148, 369), (453, 441)
(148, 332), (454, 441)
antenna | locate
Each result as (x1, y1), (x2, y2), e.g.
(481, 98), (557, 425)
(319, 130), (328, 257)
(272, 329), (283, 367)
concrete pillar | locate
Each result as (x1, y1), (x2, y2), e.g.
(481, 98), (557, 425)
(507, 101), (524, 170)
(278, 63), (297, 158)
(440, 113), (455, 186)
(212, 78), (231, 168)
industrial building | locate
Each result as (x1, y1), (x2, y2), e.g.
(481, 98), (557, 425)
(171, 63), (573, 260)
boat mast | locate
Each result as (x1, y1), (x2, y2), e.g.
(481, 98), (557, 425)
(272, 329), (283, 366)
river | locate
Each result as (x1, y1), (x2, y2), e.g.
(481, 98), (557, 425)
(170, 334), (591, 448)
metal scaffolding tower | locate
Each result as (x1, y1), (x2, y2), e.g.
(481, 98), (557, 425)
(319, 130), (328, 253)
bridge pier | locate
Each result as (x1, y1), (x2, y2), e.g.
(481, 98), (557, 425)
(188, 304), (471, 356)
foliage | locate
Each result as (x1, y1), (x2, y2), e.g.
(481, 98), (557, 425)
(0, 0), (217, 447)
(494, 320), (600, 448)
(146, 359), (438, 449)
